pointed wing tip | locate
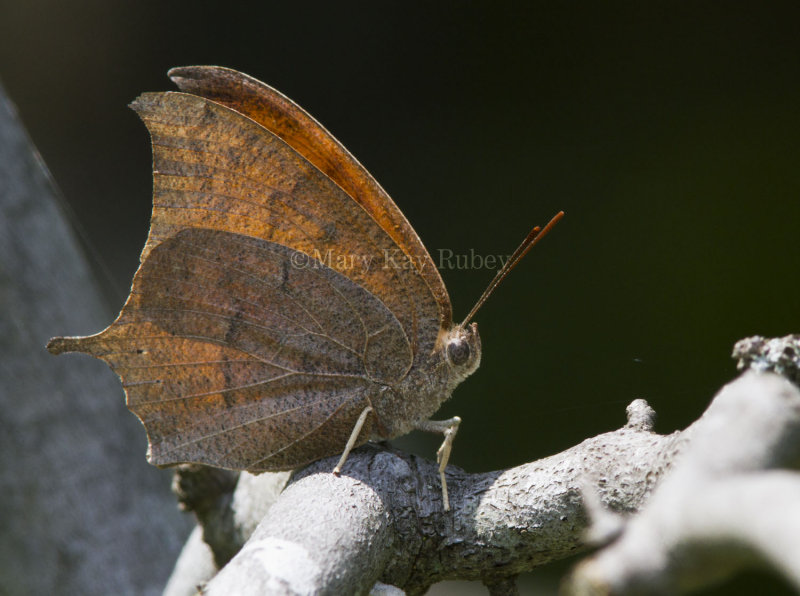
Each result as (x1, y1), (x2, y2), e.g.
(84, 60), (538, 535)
(168, 65), (232, 87)
(133, 65), (229, 110)
(47, 336), (83, 355)
(167, 65), (201, 84)
(129, 91), (191, 120)
(128, 92), (159, 114)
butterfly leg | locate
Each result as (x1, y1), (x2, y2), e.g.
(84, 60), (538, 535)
(415, 416), (462, 511)
(332, 405), (374, 475)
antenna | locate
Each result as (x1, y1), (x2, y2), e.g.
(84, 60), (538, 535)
(461, 211), (564, 327)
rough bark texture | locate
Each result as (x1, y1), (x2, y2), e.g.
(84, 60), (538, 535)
(166, 408), (671, 593)
(0, 81), (192, 595)
(163, 364), (800, 595)
(565, 369), (800, 594)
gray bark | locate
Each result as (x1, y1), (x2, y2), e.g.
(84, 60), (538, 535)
(0, 80), (192, 595)
(565, 370), (800, 594)
(165, 364), (800, 595)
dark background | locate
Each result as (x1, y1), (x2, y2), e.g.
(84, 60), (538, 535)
(3, 2), (799, 593)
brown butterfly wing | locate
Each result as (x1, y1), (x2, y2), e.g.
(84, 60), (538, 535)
(48, 81), (449, 471)
(168, 65), (452, 329)
(136, 91), (443, 359)
(51, 228), (408, 470)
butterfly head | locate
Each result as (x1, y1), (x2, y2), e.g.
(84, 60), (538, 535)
(441, 211), (564, 387)
(442, 322), (482, 382)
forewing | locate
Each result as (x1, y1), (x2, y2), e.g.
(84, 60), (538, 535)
(132, 90), (441, 359)
(168, 65), (452, 330)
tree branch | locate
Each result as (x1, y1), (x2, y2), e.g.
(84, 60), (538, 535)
(565, 370), (800, 594)
(169, 399), (683, 593)
(164, 334), (800, 594)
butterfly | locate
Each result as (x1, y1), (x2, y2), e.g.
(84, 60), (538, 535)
(48, 66), (562, 510)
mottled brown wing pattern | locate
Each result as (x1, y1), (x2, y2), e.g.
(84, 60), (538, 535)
(133, 91), (442, 359)
(51, 228), (410, 470)
(168, 65), (452, 329)
(48, 78), (451, 472)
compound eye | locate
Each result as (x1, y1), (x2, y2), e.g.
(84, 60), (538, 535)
(447, 340), (470, 366)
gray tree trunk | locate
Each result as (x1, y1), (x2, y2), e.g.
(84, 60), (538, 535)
(0, 81), (192, 595)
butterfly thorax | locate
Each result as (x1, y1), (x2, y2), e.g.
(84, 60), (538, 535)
(370, 322), (481, 439)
